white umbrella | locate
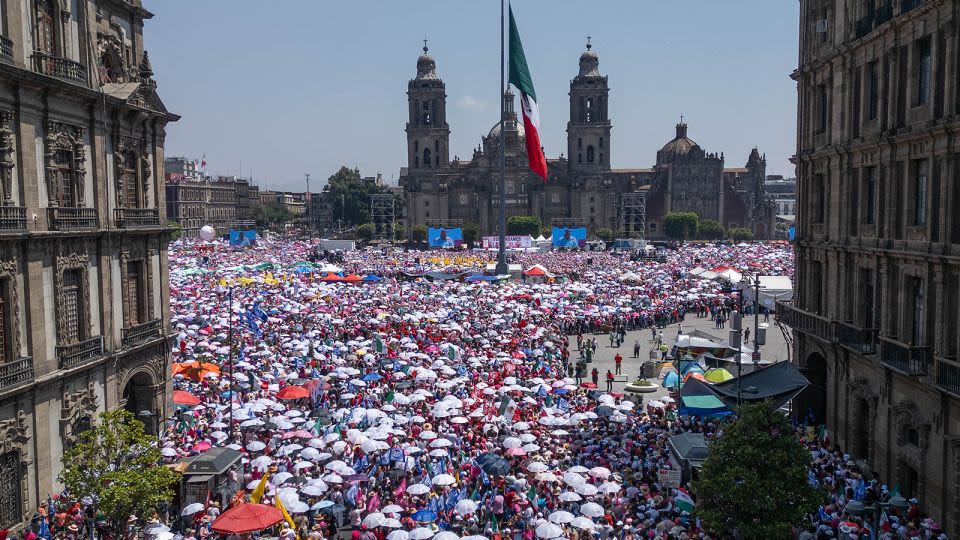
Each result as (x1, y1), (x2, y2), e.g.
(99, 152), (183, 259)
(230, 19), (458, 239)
(454, 499), (478, 516)
(589, 466), (611, 479)
(570, 516), (596, 530)
(410, 528), (435, 540)
(535, 472), (559, 483)
(548, 510), (575, 524)
(273, 472), (294, 485)
(432, 473), (456, 486)
(246, 441), (266, 452)
(300, 484), (327, 497)
(598, 481), (622, 494)
(434, 533), (459, 540)
(558, 492), (582, 502)
(502, 437), (522, 449)
(362, 513), (387, 529)
(181, 503), (205, 516)
(563, 472), (586, 487)
(286, 501), (309, 513)
(161, 448), (177, 457)
(382, 504), (404, 514)
(526, 462), (549, 473)
(387, 531), (410, 540)
(535, 522), (563, 539)
(419, 430), (438, 440)
(382, 518), (403, 529)
(407, 483), (430, 495)
(462, 537), (489, 540)
(580, 502), (604, 518)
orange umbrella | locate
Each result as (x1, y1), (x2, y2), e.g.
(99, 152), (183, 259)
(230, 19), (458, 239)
(211, 503), (284, 534)
(173, 361), (221, 382)
(276, 385), (310, 400)
(173, 390), (202, 406)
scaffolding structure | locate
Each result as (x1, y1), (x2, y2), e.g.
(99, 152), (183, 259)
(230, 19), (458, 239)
(550, 218), (585, 228)
(370, 194), (396, 243)
(425, 218), (464, 229)
(618, 192), (647, 239)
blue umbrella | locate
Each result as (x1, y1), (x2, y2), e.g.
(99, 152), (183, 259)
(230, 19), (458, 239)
(411, 510), (437, 523)
(361, 373), (383, 382)
(553, 388), (570, 395)
(662, 371), (680, 388)
(361, 274), (383, 282)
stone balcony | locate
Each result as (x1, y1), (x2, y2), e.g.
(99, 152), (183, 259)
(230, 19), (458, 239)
(56, 336), (104, 370)
(114, 207), (160, 228)
(878, 336), (930, 376)
(32, 51), (87, 83)
(121, 319), (162, 347)
(0, 356), (34, 394)
(48, 207), (97, 231)
(0, 206), (27, 231)
(775, 300), (837, 343)
(836, 321), (878, 355)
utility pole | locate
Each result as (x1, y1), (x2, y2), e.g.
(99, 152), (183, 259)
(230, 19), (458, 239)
(305, 173), (311, 238)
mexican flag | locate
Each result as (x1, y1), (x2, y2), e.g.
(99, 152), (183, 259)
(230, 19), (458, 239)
(675, 490), (695, 513)
(508, 5), (548, 180)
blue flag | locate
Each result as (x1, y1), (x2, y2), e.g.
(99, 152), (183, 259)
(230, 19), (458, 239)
(252, 302), (269, 322)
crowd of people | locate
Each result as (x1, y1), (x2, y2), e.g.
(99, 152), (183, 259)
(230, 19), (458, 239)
(24, 234), (948, 540)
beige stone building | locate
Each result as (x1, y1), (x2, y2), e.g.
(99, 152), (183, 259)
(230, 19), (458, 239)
(0, 0), (176, 529)
(785, 0), (959, 534)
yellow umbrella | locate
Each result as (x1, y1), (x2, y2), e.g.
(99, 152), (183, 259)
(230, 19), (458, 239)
(704, 368), (734, 383)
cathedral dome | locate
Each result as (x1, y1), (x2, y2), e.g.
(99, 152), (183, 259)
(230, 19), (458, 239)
(416, 45), (438, 80)
(488, 119), (525, 140)
(579, 41), (600, 77)
(660, 122), (699, 156)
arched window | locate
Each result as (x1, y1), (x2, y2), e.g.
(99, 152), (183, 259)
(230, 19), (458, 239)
(599, 152), (604, 164)
(415, 141), (419, 153)
(578, 138), (582, 150)
(586, 146), (595, 163)
(122, 152), (140, 208)
(36, 0), (56, 55)
(434, 139), (439, 151)
(423, 113), (431, 125)
(585, 98), (593, 122)
(423, 148), (431, 169)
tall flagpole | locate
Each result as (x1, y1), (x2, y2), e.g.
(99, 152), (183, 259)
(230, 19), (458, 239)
(495, 0), (508, 275)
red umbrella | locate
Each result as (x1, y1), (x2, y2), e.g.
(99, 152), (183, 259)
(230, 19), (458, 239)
(173, 390), (202, 406)
(282, 429), (315, 440)
(211, 503), (284, 534)
(580, 382), (598, 389)
(276, 385), (310, 400)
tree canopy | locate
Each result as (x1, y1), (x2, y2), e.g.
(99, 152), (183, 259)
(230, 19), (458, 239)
(698, 219), (725, 240)
(462, 223), (481, 247)
(410, 225), (428, 243)
(594, 227), (614, 243)
(324, 166), (392, 226)
(506, 215), (542, 236)
(663, 212), (700, 241)
(692, 402), (824, 538)
(728, 227), (754, 242)
(59, 409), (179, 533)
(355, 223), (375, 242)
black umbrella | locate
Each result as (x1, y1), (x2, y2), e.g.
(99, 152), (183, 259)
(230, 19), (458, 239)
(481, 458), (511, 476)
(594, 405), (614, 417)
(474, 452), (501, 466)
(319, 503), (345, 515)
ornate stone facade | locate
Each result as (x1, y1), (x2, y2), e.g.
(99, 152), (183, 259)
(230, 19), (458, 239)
(399, 44), (776, 238)
(787, 0), (960, 535)
(0, 0), (176, 530)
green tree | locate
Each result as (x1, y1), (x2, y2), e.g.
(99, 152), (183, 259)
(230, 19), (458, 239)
(167, 220), (182, 241)
(59, 410), (179, 534)
(462, 223), (481, 247)
(728, 227), (754, 242)
(356, 223), (375, 242)
(692, 402), (824, 538)
(263, 202), (291, 225)
(595, 227), (614, 243)
(663, 212), (700, 241)
(393, 224), (406, 241)
(410, 225), (428, 243)
(698, 219), (725, 240)
(324, 166), (392, 226)
(506, 215), (542, 236)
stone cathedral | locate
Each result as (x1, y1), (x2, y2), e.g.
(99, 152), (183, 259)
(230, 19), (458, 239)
(399, 42), (776, 239)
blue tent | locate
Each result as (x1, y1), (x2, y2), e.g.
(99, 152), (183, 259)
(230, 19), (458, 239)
(361, 274), (384, 282)
(662, 371), (680, 389)
(466, 274), (498, 282)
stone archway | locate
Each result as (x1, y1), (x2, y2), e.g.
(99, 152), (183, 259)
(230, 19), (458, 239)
(797, 351), (828, 424)
(122, 372), (158, 435)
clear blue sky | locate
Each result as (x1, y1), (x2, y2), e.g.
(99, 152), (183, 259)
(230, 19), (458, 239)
(146, 1), (799, 191)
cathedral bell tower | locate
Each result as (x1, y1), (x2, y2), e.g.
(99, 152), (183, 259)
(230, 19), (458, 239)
(567, 38), (611, 173)
(406, 42), (450, 171)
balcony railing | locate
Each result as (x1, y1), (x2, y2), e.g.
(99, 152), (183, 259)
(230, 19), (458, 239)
(875, 3), (893, 24)
(878, 336), (929, 375)
(57, 336), (104, 370)
(32, 51), (87, 83)
(0, 36), (12, 59)
(901, 0), (924, 14)
(837, 321), (878, 354)
(936, 356), (960, 396)
(0, 357), (34, 393)
(855, 14), (874, 39)
(48, 207), (98, 231)
(114, 208), (160, 228)
(0, 206), (27, 231)
(776, 301), (837, 343)
(122, 319), (162, 347)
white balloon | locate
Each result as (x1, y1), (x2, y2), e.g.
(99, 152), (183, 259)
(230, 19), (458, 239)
(199, 225), (216, 241)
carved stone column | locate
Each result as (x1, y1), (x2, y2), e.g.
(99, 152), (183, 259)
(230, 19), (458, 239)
(0, 111), (15, 206)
